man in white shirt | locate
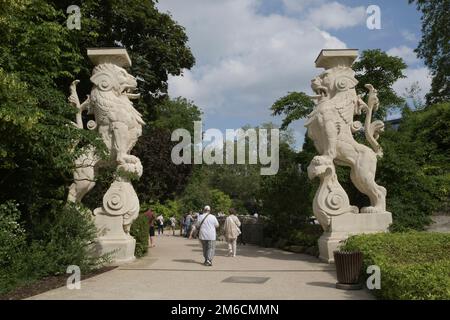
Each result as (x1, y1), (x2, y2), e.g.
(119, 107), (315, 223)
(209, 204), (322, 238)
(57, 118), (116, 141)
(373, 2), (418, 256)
(196, 205), (219, 266)
(156, 215), (164, 235)
(169, 216), (177, 236)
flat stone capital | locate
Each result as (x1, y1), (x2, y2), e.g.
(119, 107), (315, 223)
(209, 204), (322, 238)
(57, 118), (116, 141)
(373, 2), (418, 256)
(87, 48), (132, 67)
(315, 49), (358, 69)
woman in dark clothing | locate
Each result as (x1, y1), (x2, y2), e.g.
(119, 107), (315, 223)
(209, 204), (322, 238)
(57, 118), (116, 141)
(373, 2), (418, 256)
(145, 209), (156, 247)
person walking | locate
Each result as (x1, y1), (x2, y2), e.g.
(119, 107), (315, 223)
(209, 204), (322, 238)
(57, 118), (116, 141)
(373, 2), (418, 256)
(188, 213), (200, 239)
(224, 208), (241, 257)
(156, 214), (164, 235)
(196, 205), (219, 266)
(184, 211), (193, 238)
(145, 209), (156, 247)
(180, 214), (186, 236)
(169, 216), (177, 236)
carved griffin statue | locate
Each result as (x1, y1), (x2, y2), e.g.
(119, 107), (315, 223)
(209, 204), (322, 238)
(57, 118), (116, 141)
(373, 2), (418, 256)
(306, 63), (387, 231)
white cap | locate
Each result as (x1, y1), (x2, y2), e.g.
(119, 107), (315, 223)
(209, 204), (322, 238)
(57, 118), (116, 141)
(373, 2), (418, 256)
(203, 205), (211, 212)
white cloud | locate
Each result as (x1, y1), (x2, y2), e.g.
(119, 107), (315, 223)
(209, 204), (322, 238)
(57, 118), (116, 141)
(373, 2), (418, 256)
(387, 45), (420, 66)
(401, 30), (418, 43)
(157, 0), (346, 138)
(307, 1), (366, 30)
(393, 67), (432, 101)
(282, 0), (325, 13)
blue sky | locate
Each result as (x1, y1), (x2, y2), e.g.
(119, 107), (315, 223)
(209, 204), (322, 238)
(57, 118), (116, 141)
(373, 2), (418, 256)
(157, 0), (429, 149)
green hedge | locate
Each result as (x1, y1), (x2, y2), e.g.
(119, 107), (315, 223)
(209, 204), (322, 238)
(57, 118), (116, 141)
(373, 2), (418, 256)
(342, 232), (450, 300)
(130, 213), (149, 258)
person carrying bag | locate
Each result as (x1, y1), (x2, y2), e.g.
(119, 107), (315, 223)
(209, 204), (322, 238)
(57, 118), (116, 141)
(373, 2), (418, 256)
(195, 206), (219, 266)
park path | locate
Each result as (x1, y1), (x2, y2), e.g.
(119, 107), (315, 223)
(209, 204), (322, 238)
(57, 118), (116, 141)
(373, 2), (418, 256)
(28, 234), (373, 300)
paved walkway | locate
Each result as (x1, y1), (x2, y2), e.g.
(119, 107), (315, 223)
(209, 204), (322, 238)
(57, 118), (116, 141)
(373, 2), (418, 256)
(29, 235), (373, 300)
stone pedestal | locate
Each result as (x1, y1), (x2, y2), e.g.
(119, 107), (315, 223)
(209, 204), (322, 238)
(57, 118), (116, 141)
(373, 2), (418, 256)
(94, 237), (136, 264)
(318, 212), (392, 263)
(94, 212), (136, 264)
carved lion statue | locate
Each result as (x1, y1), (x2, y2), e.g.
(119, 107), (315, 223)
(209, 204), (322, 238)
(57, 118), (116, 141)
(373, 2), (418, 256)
(305, 66), (386, 213)
(67, 63), (145, 205)
(89, 63), (145, 165)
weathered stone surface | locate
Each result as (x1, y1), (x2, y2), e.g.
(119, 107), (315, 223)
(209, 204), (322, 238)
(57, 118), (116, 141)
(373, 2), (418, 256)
(306, 49), (392, 262)
(67, 48), (144, 264)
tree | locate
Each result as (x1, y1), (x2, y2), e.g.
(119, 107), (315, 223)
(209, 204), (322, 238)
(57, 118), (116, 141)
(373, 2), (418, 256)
(151, 97), (202, 134)
(353, 49), (407, 118)
(0, 0), (105, 232)
(409, 0), (450, 104)
(259, 142), (314, 237)
(377, 102), (450, 230)
(210, 189), (232, 213)
(131, 97), (201, 204)
(0, 0), (198, 294)
(271, 92), (315, 130)
(48, 0), (195, 123)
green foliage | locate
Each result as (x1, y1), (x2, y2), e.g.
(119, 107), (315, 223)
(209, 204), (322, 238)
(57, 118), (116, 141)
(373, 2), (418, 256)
(0, 201), (27, 293)
(342, 232), (450, 299)
(259, 142), (315, 238)
(287, 224), (323, 248)
(130, 213), (149, 257)
(0, 0), (196, 294)
(0, 202), (105, 295)
(179, 169), (213, 212)
(270, 49), (447, 232)
(210, 189), (232, 213)
(408, 0), (450, 104)
(378, 102), (450, 230)
(353, 49), (407, 117)
(24, 204), (103, 278)
(146, 199), (182, 221)
(133, 98), (201, 204)
(48, 0), (195, 124)
(271, 92), (315, 129)
(0, 1), (105, 222)
(152, 97), (202, 134)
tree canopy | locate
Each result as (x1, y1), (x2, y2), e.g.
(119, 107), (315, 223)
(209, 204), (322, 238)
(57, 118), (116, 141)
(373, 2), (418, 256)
(409, 0), (450, 104)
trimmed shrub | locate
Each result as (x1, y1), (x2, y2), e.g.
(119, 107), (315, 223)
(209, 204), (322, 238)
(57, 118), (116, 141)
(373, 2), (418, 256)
(342, 232), (450, 300)
(130, 213), (149, 257)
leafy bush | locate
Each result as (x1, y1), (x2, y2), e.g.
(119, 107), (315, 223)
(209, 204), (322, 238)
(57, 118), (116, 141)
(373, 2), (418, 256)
(0, 201), (27, 293)
(145, 199), (182, 221)
(130, 213), (149, 258)
(24, 204), (103, 278)
(0, 202), (106, 295)
(288, 224), (323, 248)
(342, 232), (450, 300)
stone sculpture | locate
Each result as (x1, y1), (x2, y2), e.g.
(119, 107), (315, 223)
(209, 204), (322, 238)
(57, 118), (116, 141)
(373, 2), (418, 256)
(306, 49), (392, 262)
(67, 48), (144, 263)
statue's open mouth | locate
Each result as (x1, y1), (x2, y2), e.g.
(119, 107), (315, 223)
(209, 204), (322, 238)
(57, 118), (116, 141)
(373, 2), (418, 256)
(313, 86), (329, 97)
(122, 85), (140, 99)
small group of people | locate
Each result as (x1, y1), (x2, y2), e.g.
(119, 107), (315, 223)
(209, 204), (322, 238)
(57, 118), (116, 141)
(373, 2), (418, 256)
(194, 206), (242, 266)
(144, 205), (242, 267)
(180, 211), (196, 238)
(144, 209), (178, 248)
